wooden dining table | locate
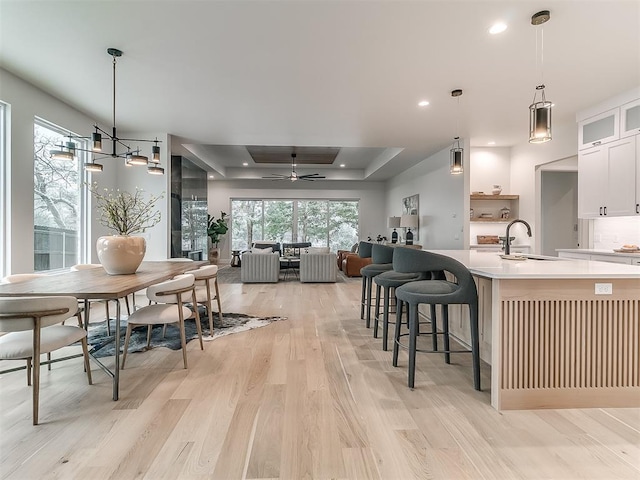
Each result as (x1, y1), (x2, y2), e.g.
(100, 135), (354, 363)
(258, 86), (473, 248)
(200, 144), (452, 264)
(0, 260), (206, 400)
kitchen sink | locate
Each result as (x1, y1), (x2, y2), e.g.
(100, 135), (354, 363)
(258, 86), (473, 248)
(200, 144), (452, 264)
(520, 254), (562, 261)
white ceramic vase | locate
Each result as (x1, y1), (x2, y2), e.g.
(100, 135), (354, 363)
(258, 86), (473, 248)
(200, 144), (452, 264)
(96, 235), (146, 275)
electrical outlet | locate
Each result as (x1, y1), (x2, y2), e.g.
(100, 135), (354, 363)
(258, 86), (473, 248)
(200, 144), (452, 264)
(595, 283), (613, 295)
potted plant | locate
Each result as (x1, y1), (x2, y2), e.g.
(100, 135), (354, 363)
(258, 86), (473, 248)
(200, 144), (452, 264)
(207, 211), (228, 264)
(88, 183), (163, 274)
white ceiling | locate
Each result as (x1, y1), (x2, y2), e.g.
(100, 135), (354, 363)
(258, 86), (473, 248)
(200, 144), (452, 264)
(1, 1), (638, 181)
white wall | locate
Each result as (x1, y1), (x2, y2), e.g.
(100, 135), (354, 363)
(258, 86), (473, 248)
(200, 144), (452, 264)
(386, 141), (468, 249)
(510, 120), (579, 253)
(470, 147), (511, 194)
(207, 179), (386, 261)
(111, 131), (171, 261)
(592, 217), (640, 250)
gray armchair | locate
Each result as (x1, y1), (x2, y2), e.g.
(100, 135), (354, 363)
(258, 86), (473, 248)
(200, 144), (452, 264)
(299, 252), (337, 283)
(240, 251), (280, 283)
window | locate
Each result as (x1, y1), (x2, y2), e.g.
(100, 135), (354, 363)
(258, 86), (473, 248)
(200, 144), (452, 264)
(0, 101), (6, 277)
(231, 199), (358, 251)
(33, 119), (84, 271)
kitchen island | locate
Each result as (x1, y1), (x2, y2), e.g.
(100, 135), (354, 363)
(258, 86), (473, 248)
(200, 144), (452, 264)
(420, 250), (640, 411)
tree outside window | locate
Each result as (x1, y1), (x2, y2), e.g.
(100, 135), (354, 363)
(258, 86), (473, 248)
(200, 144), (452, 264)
(33, 120), (82, 271)
(231, 199), (358, 251)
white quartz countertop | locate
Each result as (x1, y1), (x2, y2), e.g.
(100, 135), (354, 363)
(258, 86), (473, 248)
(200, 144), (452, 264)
(556, 248), (640, 259)
(425, 249), (640, 280)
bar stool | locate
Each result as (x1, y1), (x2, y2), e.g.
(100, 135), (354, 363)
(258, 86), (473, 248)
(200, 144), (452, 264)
(392, 249), (480, 391)
(360, 244), (394, 328)
(351, 242), (372, 317)
(373, 265), (425, 351)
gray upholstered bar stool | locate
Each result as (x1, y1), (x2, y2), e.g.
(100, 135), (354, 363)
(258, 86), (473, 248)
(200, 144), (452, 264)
(354, 241), (373, 319)
(360, 244), (394, 328)
(392, 249), (480, 391)
(373, 255), (426, 351)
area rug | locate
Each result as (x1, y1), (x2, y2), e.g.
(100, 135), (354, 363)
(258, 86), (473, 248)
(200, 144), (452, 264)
(88, 311), (286, 358)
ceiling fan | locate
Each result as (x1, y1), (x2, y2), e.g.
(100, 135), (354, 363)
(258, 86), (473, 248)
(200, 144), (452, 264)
(262, 153), (326, 181)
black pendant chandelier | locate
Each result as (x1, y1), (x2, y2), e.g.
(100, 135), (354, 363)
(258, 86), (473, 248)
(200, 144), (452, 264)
(450, 89), (463, 175)
(50, 48), (164, 175)
(529, 10), (552, 144)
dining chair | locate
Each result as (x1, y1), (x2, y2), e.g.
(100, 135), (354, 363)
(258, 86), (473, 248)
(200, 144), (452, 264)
(184, 265), (222, 336)
(1, 273), (46, 284)
(121, 273), (203, 369)
(70, 264), (132, 335)
(0, 295), (92, 425)
(0, 273), (57, 374)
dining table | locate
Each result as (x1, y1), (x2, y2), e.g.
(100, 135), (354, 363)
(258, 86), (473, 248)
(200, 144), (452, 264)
(0, 260), (207, 400)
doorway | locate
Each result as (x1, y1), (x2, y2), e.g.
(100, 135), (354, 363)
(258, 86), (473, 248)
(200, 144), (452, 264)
(540, 171), (579, 256)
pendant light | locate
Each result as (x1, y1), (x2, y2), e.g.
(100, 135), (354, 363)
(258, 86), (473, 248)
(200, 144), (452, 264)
(529, 10), (552, 143)
(450, 89), (463, 175)
(48, 48), (164, 174)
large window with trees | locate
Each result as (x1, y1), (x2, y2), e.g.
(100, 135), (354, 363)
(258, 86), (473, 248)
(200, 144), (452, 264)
(231, 199), (358, 252)
(0, 102), (6, 277)
(33, 119), (85, 271)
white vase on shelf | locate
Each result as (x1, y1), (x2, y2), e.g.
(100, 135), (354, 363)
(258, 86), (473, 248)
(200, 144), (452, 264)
(492, 185), (502, 195)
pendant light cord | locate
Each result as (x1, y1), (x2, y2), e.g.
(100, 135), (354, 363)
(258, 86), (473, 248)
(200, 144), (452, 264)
(112, 54), (117, 136)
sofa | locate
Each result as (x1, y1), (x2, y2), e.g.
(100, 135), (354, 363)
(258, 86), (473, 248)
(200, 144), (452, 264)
(299, 250), (337, 283)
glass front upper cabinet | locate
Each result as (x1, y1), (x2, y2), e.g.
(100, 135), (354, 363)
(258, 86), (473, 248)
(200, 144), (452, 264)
(621, 99), (640, 138)
(578, 108), (620, 150)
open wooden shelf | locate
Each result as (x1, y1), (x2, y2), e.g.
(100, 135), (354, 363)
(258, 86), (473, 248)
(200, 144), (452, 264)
(470, 194), (519, 200)
(471, 218), (511, 223)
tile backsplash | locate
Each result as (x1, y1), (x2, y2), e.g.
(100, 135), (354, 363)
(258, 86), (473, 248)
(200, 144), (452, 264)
(592, 217), (640, 249)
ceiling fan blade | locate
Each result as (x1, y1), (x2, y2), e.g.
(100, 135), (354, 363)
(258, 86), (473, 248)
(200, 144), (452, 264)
(262, 174), (288, 179)
(299, 174), (326, 179)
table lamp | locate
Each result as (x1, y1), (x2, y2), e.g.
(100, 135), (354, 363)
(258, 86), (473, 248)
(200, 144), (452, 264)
(388, 216), (401, 243)
(400, 214), (419, 245)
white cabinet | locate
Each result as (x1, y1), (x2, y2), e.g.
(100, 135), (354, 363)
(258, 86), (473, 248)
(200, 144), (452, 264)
(558, 251), (637, 265)
(621, 99), (640, 138)
(578, 108), (619, 150)
(558, 251), (589, 260)
(589, 254), (633, 265)
(578, 136), (637, 218)
(637, 137), (640, 215)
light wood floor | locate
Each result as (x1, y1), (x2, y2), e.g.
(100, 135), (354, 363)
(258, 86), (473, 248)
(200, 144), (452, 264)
(1, 279), (639, 479)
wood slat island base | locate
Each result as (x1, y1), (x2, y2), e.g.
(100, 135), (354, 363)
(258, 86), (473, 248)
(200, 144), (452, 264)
(420, 251), (640, 411)
(495, 278), (639, 410)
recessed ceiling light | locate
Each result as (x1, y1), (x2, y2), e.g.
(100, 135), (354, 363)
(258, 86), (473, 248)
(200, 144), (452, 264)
(209, 175), (214, 179)
(418, 100), (430, 107)
(340, 164), (345, 167)
(242, 162), (248, 166)
(487, 141), (496, 145)
(489, 22), (507, 35)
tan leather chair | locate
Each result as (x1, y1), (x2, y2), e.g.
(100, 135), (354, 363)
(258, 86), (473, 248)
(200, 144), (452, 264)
(341, 253), (372, 277)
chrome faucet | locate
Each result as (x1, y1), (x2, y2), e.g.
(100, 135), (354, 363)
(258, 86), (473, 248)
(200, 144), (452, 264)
(504, 219), (532, 255)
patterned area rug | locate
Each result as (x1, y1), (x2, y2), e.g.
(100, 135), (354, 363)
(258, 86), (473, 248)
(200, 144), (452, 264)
(88, 311), (286, 358)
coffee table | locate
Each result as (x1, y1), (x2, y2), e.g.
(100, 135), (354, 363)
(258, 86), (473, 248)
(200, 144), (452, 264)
(279, 256), (300, 280)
